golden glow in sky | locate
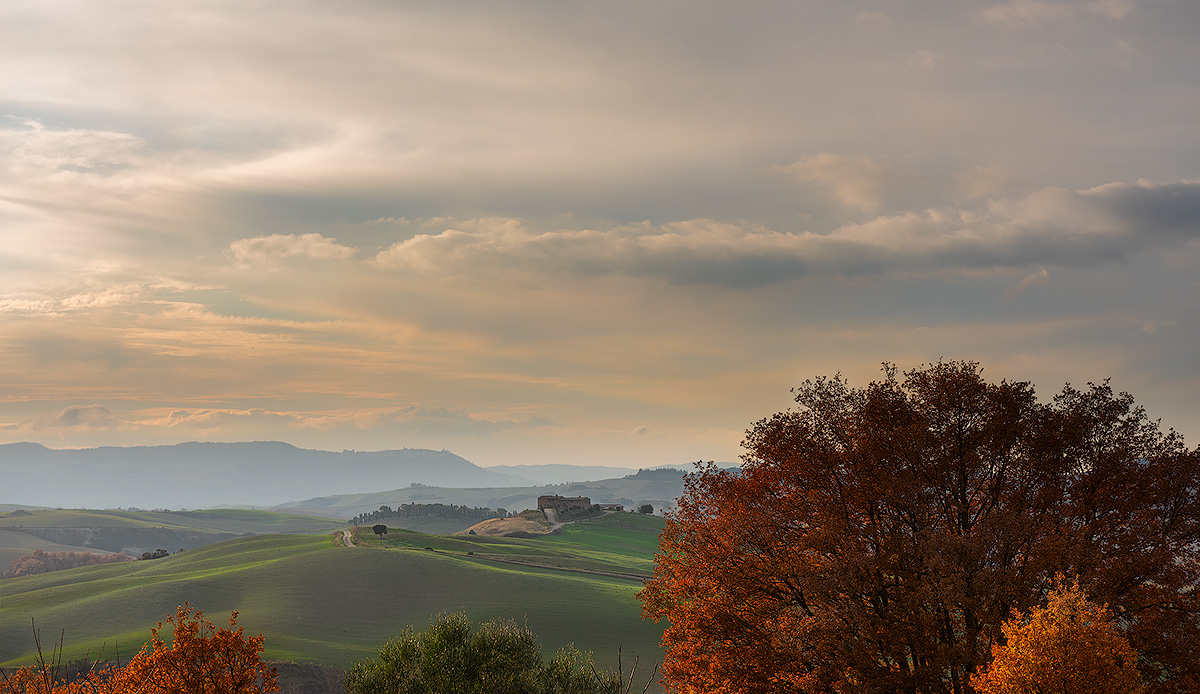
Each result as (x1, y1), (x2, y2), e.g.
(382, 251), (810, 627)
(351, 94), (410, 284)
(1, 1), (1197, 467)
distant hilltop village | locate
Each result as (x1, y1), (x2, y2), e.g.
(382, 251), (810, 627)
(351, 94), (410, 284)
(537, 495), (626, 513)
(537, 495), (592, 512)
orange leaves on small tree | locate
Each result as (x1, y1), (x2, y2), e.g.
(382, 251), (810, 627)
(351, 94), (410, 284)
(111, 604), (278, 694)
(111, 600), (277, 691)
(1, 605), (277, 694)
(971, 578), (1143, 694)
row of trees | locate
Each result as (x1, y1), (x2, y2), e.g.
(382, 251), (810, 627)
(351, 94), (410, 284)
(1, 551), (131, 579)
(350, 503), (510, 525)
(640, 360), (1200, 694)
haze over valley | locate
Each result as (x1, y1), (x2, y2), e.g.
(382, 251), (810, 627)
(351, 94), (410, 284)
(0, 441), (690, 510)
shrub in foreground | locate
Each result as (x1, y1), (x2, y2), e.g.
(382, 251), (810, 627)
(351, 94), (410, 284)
(343, 613), (623, 694)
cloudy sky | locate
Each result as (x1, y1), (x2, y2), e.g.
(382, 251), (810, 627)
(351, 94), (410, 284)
(1, 0), (1196, 469)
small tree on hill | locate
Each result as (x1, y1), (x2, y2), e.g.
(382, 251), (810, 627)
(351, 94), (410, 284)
(372, 524), (388, 538)
(972, 578), (1144, 694)
(636, 504), (653, 515)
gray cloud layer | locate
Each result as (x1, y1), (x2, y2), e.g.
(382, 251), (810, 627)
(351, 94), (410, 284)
(359, 180), (1200, 287)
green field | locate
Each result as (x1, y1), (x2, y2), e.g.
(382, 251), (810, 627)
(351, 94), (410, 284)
(0, 512), (668, 681)
(0, 508), (348, 565)
(0, 507), (348, 533)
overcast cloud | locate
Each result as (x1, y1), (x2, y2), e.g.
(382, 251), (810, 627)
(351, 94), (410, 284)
(0, 0), (1196, 469)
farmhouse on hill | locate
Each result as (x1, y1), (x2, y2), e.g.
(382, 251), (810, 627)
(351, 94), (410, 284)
(537, 494), (591, 512)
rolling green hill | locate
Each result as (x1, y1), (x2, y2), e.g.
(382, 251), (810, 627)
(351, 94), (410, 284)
(0, 513), (668, 683)
(0, 508), (346, 562)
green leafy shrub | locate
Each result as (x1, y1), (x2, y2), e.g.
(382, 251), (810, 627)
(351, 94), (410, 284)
(343, 613), (621, 694)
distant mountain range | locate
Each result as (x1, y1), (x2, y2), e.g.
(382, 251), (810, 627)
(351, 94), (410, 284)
(0, 441), (698, 510)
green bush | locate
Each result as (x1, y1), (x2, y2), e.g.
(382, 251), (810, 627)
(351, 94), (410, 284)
(343, 613), (621, 694)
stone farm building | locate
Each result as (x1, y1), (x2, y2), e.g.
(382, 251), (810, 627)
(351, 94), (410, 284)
(537, 495), (592, 512)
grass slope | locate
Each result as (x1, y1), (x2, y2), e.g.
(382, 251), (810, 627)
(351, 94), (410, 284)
(0, 508), (346, 561)
(0, 508), (346, 534)
(0, 516), (667, 677)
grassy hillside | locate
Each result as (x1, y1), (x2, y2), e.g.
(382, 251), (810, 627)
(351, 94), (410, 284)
(0, 508), (346, 560)
(0, 515), (668, 680)
(0, 508), (346, 533)
(361, 511), (662, 577)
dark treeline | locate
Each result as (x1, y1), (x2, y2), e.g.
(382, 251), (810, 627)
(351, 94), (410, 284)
(2, 549), (133, 579)
(351, 503), (512, 526)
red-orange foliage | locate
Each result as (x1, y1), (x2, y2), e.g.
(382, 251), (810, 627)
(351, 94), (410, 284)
(640, 361), (1200, 694)
(971, 578), (1143, 694)
(111, 604), (278, 694)
(2, 550), (133, 579)
(0, 605), (277, 694)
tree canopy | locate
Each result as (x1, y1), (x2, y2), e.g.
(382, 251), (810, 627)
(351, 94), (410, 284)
(639, 360), (1200, 694)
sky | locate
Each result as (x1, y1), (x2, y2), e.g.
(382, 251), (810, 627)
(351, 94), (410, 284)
(0, 0), (1197, 469)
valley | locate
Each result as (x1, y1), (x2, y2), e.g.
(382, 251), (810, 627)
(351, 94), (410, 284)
(0, 509), (667, 687)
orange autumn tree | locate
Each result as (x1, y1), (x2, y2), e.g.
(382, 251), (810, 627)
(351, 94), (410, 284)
(972, 579), (1143, 694)
(111, 604), (278, 694)
(0, 605), (277, 694)
(640, 361), (1200, 694)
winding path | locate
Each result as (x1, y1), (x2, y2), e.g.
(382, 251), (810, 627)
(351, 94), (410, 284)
(341, 529), (355, 547)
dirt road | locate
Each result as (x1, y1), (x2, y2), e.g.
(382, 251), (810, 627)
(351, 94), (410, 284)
(341, 529), (355, 547)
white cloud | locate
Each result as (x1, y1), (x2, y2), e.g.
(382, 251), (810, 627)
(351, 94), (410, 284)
(0, 280), (192, 316)
(0, 119), (145, 182)
(779, 153), (894, 212)
(228, 233), (356, 268)
(32, 404), (123, 430)
(977, 0), (1135, 28)
(1140, 320), (1177, 336)
(1005, 266), (1051, 297)
(854, 10), (890, 26)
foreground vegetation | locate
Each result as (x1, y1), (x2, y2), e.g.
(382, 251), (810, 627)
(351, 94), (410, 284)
(344, 613), (635, 694)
